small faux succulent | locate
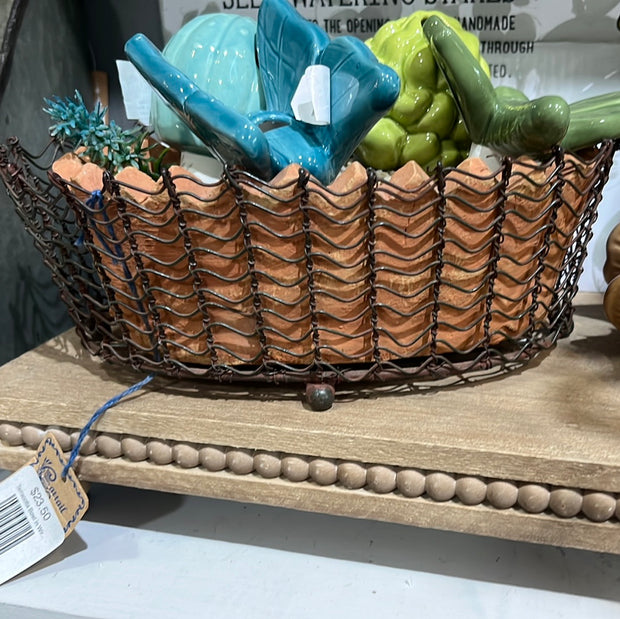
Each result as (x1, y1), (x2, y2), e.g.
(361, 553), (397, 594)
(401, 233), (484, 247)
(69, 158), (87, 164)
(43, 90), (163, 176)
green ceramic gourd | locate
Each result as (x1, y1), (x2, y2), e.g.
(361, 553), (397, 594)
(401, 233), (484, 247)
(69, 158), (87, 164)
(562, 92), (620, 151)
(423, 16), (620, 157)
(356, 11), (489, 172)
(150, 14), (264, 155)
(423, 16), (570, 157)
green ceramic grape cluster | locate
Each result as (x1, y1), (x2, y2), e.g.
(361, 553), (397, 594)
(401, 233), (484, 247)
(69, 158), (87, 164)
(356, 11), (489, 172)
(359, 13), (620, 172)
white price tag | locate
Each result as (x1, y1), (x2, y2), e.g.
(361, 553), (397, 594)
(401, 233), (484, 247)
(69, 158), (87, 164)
(116, 59), (153, 125)
(291, 65), (331, 126)
(0, 466), (64, 585)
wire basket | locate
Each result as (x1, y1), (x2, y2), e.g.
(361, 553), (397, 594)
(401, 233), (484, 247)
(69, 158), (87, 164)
(1, 137), (616, 408)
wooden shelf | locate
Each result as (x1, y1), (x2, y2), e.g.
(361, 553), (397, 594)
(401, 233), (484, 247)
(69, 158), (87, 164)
(0, 292), (618, 554)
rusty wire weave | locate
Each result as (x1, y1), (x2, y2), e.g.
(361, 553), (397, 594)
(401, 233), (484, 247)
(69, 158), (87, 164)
(0, 137), (616, 390)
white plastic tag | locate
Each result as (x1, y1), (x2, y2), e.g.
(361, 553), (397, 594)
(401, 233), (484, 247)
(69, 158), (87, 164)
(116, 59), (152, 125)
(468, 143), (502, 173)
(0, 465), (64, 585)
(180, 151), (224, 183)
(291, 65), (331, 126)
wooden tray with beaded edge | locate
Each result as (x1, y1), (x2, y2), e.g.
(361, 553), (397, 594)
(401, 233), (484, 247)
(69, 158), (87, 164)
(0, 292), (618, 554)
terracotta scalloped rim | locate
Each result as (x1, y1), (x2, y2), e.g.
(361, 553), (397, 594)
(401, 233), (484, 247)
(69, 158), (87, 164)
(48, 146), (609, 367)
(1, 421), (618, 525)
(49, 147), (602, 194)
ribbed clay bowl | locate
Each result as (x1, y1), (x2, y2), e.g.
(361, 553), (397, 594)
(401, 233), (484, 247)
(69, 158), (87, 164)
(0, 137), (615, 398)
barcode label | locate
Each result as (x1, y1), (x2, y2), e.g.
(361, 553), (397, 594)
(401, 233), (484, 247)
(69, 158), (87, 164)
(0, 493), (35, 556)
(0, 466), (64, 585)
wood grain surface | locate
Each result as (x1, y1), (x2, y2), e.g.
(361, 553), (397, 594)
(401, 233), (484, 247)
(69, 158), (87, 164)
(0, 293), (618, 553)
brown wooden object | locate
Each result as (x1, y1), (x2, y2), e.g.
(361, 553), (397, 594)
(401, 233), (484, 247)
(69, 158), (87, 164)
(0, 293), (618, 554)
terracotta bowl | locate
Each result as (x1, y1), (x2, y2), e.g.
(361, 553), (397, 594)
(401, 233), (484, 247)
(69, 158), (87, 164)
(0, 137), (615, 405)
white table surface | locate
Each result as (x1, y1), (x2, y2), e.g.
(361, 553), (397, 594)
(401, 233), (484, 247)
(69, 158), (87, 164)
(0, 470), (618, 619)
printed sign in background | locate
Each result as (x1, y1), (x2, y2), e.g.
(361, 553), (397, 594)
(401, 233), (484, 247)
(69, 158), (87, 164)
(159, 0), (620, 292)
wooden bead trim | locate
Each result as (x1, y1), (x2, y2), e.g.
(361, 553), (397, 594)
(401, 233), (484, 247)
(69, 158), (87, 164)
(1, 421), (618, 524)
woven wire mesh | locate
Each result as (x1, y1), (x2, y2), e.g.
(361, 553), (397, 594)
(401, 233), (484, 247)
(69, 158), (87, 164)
(0, 137), (616, 390)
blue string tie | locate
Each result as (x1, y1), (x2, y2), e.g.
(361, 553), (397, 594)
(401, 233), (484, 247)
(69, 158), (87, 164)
(62, 192), (162, 478)
(86, 190), (121, 265)
(62, 372), (156, 479)
(85, 189), (154, 335)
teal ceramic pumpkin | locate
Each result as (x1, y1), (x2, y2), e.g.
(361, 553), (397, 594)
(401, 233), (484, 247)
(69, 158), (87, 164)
(151, 14), (264, 154)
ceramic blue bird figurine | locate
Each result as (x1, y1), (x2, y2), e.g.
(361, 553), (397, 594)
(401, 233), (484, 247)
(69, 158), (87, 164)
(124, 0), (400, 185)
